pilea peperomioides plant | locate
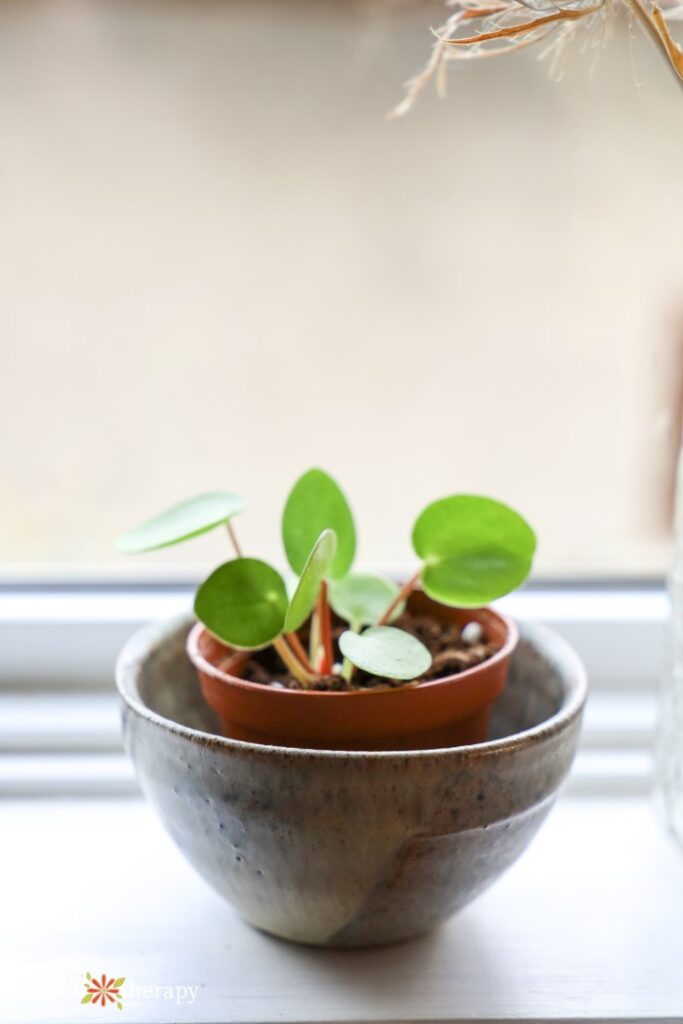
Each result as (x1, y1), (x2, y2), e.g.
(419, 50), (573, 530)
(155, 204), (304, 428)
(118, 469), (536, 690)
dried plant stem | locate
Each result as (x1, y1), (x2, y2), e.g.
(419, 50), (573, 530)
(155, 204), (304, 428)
(392, 0), (683, 116)
(377, 569), (422, 626)
(629, 0), (683, 84)
(439, 3), (603, 46)
(389, 12), (459, 118)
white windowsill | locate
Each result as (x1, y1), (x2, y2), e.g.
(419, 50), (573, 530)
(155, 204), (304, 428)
(0, 581), (668, 690)
(0, 583), (668, 797)
(1, 795), (682, 1023)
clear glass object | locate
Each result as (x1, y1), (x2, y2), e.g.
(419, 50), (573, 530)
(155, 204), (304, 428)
(657, 449), (683, 847)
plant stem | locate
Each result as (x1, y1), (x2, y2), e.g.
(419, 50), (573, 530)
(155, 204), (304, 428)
(342, 618), (361, 683)
(628, 0), (683, 88)
(225, 520), (244, 558)
(273, 636), (317, 687)
(377, 569), (422, 625)
(220, 519), (315, 685)
(309, 606), (321, 665)
(221, 518), (316, 685)
(317, 580), (334, 675)
(286, 631), (316, 675)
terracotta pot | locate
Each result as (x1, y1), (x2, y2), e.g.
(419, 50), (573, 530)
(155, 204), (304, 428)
(186, 591), (517, 751)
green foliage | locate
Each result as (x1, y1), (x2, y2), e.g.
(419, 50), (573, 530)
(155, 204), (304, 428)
(412, 494), (536, 607)
(120, 472), (535, 686)
(330, 573), (404, 628)
(117, 492), (244, 553)
(81, 994), (92, 1004)
(194, 558), (288, 649)
(284, 530), (337, 634)
(339, 625), (432, 681)
(282, 469), (355, 579)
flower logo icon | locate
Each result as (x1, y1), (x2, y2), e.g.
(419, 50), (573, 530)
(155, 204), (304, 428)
(82, 973), (124, 1010)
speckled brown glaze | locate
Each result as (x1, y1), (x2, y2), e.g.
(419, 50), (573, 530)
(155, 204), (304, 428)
(116, 616), (586, 948)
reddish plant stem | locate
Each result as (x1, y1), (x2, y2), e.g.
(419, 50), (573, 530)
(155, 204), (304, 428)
(286, 631), (316, 676)
(317, 580), (334, 675)
(377, 569), (422, 625)
(273, 635), (317, 687)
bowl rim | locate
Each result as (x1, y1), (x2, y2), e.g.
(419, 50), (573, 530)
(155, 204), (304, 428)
(185, 604), (518, 700)
(116, 614), (587, 760)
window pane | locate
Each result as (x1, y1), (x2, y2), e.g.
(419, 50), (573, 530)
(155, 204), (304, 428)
(0, 1), (679, 578)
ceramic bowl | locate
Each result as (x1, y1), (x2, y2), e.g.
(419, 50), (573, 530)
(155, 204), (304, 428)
(116, 615), (586, 948)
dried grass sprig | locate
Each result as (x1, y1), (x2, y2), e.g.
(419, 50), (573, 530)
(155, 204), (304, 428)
(390, 0), (683, 115)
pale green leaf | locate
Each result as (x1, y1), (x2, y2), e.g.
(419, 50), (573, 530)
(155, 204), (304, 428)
(339, 625), (431, 681)
(284, 530), (337, 633)
(118, 492), (244, 553)
(329, 573), (404, 627)
(282, 469), (355, 579)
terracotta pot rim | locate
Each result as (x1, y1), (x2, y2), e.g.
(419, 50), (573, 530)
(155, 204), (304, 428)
(117, 614), (586, 759)
(185, 606), (519, 701)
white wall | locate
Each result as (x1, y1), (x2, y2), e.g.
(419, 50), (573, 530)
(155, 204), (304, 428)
(1, 0), (681, 577)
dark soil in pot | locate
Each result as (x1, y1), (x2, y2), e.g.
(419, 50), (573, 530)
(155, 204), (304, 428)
(234, 610), (499, 692)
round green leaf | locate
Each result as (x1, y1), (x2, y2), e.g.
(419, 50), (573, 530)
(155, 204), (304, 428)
(412, 494), (536, 607)
(284, 529), (337, 634)
(339, 626), (432, 681)
(117, 492), (244, 553)
(282, 469), (356, 579)
(194, 558), (287, 649)
(329, 573), (404, 627)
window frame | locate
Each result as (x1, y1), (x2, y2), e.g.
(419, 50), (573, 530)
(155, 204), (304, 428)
(0, 579), (667, 797)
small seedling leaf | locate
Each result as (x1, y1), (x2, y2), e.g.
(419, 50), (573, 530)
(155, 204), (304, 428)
(339, 625), (432, 681)
(284, 529), (337, 633)
(412, 494), (536, 606)
(194, 558), (288, 649)
(330, 573), (404, 627)
(81, 994), (93, 1004)
(282, 469), (355, 579)
(117, 492), (245, 553)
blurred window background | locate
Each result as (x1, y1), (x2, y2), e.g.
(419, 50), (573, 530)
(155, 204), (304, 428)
(1, 0), (682, 581)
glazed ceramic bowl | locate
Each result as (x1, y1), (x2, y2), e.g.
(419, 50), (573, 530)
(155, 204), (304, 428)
(117, 615), (586, 949)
